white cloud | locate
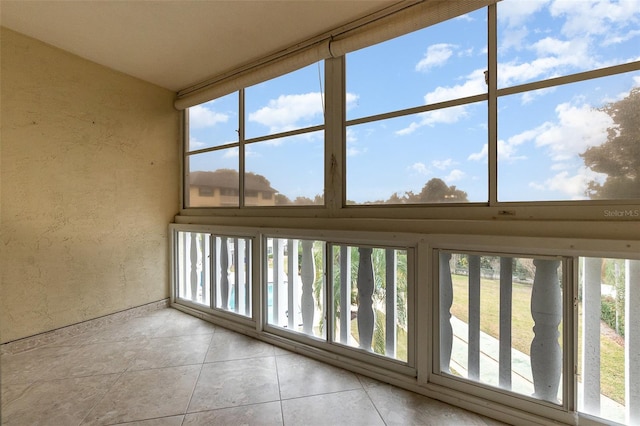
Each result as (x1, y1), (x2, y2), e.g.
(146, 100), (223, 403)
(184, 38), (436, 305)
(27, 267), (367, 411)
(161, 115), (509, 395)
(424, 68), (487, 103)
(432, 159), (456, 170)
(497, 1), (640, 86)
(396, 106), (469, 135)
(498, 139), (528, 162)
(416, 43), (456, 72)
(467, 136), (529, 163)
(248, 92), (323, 133)
(346, 128), (365, 157)
(189, 104), (229, 128)
(454, 13), (475, 22)
(222, 147), (239, 158)
(497, 37), (592, 87)
(521, 86), (556, 104)
(498, 0), (551, 28)
(499, 26), (530, 52)
(445, 169), (466, 182)
(534, 102), (612, 161)
(458, 47), (475, 57)
(480, 101), (611, 170)
(602, 29), (640, 46)
(529, 167), (607, 199)
(189, 137), (207, 150)
(468, 144), (487, 161)
(346, 92), (359, 110)
(396, 68), (486, 135)
(409, 162), (430, 175)
(346, 128), (357, 144)
(396, 122), (422, 136)
(550, 0), (640, 38)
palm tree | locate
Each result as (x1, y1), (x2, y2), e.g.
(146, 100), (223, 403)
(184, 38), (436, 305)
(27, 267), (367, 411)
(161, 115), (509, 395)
(317, 246), (408, 358)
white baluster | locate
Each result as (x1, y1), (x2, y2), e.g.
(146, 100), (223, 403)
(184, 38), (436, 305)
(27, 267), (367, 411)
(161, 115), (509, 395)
(385, 249), (397, 358)
(233, 238), (240, 313)
(190, 233), (198, 301)
(357, 247), (375, 351)
(287, 240), (299, 329)
(275, 239), (286, 326)
(626, 259), (640, 424)
(301, 240), (315, 335)
(440, 252), (453, 373)
(468, 255), (481, 380)
(180, 232), (187, 299)
(530, 259), (562, 403)
(270, 239), (278, 324)
(199, 233), (206, 304)
(339, 246), (351, 344)
(210, 235), (216, 307)
(499, 257), (513, 390)
(219, 237), (229, 310)
(582, 257), (601, 414)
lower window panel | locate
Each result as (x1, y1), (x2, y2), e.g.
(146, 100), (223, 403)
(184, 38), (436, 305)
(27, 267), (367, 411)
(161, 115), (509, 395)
(330, 245), (409, 362)
(438, 251), (565, 405)
(265, 237), (326, 339)
(175, 231), (252, 318)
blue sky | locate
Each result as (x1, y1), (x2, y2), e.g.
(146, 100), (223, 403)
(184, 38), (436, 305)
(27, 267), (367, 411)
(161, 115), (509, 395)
(189, 0), (640, 204)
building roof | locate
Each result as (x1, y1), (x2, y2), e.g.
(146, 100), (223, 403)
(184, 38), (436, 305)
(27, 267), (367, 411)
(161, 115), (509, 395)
(189, 170), (277, 194)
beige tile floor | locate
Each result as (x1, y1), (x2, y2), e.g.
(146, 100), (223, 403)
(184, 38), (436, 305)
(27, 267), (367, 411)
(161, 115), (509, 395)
(1, 308), (506, 425)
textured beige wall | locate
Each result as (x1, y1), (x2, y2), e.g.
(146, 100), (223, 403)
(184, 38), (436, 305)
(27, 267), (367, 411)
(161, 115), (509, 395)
(0, 28), (180, 343)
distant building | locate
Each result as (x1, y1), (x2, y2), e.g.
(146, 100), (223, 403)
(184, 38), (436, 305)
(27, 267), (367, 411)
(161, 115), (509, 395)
(188, 169), (278, 207)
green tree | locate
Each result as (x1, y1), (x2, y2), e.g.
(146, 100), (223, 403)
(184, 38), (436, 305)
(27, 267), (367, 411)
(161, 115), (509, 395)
(417, 178), (468, 203)
(275, 194), (292, 205)
(582, 87), (640, 199)
(383, 178), (468, 204)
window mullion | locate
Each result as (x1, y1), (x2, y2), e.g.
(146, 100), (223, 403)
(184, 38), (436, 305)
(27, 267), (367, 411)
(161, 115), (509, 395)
(487, 3), (498, 207)
(324, 56), (345, 210)
(239, 89), (246, 208)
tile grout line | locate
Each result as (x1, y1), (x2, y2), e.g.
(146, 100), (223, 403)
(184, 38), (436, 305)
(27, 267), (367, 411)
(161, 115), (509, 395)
(76, 366), (128, 425)
(358, 376), (388, 426)
(78, 327), (154, 426)
(273, 353), (286, 425)
(181, 330), (216, 424)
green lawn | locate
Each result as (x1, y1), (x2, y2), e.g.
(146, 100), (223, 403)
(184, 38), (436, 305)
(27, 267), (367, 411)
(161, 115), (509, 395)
(450, 274), (625, 405)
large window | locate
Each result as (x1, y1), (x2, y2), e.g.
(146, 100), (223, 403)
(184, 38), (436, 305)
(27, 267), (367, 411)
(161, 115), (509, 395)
(346, 7), (488, 205)
(495, 0), (640, 202)
(185, 64), (325, 208)
(183, 0), (639, 216)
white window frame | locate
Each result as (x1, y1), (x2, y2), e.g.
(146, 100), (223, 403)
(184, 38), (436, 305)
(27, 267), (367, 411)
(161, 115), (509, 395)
(180, 3), (640, 222)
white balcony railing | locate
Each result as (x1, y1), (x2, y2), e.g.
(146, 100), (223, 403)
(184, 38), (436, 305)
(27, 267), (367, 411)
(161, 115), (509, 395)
(439, 252), (639, 425)
(173, 228), (637, 426)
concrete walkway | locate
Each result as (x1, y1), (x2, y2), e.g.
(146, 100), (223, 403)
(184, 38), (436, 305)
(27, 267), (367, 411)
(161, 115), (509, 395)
(449, 316), (626, 424)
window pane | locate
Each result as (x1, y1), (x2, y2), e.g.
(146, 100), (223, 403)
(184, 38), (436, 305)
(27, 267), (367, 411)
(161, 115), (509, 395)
(439, 251), (564, 405)
(245, 132), (324, 206)
(245, 63), (325, 139)
(331, 245), (408, 362)
(347, 103), (487, 204)
(214, 236), (252, 318)
(187, 149), (239, 207)
(187, 93), (238, 151)
(265, 238), (325, 339)
(498, 72), (640, 201)
(578, 257), (639, 425)
(497, 0), (640, 88)
(347, 8), (487, 121)
(176, 231), (211, 307)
